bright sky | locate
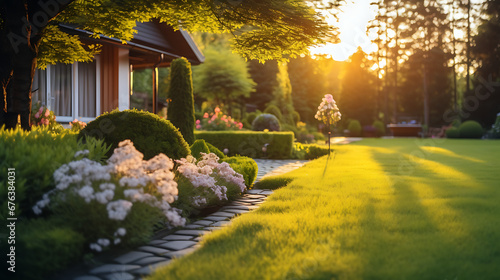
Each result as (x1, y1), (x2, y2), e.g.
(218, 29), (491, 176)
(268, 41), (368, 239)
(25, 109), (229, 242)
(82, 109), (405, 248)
(310, 0), (378, 61)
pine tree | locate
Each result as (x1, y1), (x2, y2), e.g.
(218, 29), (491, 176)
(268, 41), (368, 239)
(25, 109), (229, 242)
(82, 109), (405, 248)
(167, 58), (195, 144)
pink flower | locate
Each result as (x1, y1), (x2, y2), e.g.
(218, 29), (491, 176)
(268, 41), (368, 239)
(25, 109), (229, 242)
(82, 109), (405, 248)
(196, 119), (201, 125)
(203, 113), (209, 118)
(325, 94), (334, 103)
(38, 107), (43, 114)
(238, 123), (243, 129)
(44, 109), (50, 117)
(196, 124), (201, 129)
(214, 107), (221, 114)
(208, 120), (212, 124)
(34, 111), (41, 119)
(42, 118), (49, 125)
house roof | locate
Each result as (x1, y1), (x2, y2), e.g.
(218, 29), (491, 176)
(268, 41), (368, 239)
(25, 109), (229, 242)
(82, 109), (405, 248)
(59, 21), (204, 69)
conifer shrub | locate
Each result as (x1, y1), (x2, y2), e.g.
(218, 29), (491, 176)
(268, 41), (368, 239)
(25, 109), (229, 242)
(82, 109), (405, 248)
(264, 105), (283, 121)
(347, 119), (362, 137)
(167, 57), (195, 144)
(458, 120), (484, 139)
(79, 109), (190, 160)
(190, 139), (210, 160)
(252, 113), (281, 131)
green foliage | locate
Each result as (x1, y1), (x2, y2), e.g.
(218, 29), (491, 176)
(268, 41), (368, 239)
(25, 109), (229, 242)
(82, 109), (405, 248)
(195, 131), (294, 159)
(222, 156), (258, 187)
(487, 114), (500, 139)
(206, 142), (226, 159)
(253, 175), (294, 190)
(292, 111), (301, 124)
(193, 46), (255, 112)
(246, 60), (278, 110)
(13, 219), (85, 280)
(190, 140), (210, 160)
(445, 127), (460, 138)
(264, 105), (283, 121)
(347, 120), (362, 137)
(167, 57), (195, 144)
(79, 109), (190, 160)
(269, 62), (295, 125)
(373, 120), (386, 137)
(0, 127), (110, 218)
(246, 112), (260, 126)
(252, 114), (281, 132)
(458, 121), (484, 139)
(292, 143), (330, 160)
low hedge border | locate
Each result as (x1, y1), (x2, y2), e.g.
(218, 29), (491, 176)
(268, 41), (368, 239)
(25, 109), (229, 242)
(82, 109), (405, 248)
(195, 131), (294, 159)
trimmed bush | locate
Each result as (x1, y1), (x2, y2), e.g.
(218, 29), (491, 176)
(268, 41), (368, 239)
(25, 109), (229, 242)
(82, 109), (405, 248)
(190, 139), (210, 160)
(445, 127), (460, 138)
(253, 175), (294, 190)
(79, 109), (190, 160)
(206, 142), (226, 159)
(264, 105), (283, 121)
(167, 57), (195, 144)
(347, 120), (362, 137)
(292, 143), (331, 160)
(13, 219), (85, 280)
(373, 120), (386, 137)
(458, 120), (483, 139)
(246, 112), (260, 126)
(252, 113), (281, 131)
(292, 111), (301, 124)
(0, 127), (110, 218)
(195, 131), (294, 159)
(222, 156), (258, 187)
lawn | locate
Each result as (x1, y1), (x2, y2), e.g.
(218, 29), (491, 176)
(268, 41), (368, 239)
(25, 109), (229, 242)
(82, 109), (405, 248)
(148, 138), (500, 280)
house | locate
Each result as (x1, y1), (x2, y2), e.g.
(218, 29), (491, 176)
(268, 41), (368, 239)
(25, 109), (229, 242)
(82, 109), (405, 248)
(32, 21), (204, 123)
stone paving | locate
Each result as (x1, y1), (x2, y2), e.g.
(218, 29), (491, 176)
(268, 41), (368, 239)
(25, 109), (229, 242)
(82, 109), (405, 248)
(72, 159), (308, 280)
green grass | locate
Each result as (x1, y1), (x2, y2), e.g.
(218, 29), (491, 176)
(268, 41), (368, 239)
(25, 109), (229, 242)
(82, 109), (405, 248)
(148, 138), (500, 280)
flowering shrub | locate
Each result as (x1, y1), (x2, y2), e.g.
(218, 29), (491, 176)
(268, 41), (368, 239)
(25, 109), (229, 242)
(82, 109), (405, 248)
(31, 103), (57, 127)
(33, 140), (185, 252)
(314, 94), (341, 126)
(174, 152), (246, 215)
(70, 119), (87, 132)
(196, 107), (243, 131)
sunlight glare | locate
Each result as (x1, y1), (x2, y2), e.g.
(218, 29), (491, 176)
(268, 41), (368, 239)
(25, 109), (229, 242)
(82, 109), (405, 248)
(310, 0), (377, 61)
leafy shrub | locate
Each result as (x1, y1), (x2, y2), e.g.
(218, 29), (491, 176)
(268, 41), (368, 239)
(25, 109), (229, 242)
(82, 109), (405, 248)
(253, 175), (294, 190)
(190, 139), (210, 160)
(292, 143), (330, 160)
(246, 112), (260, 125)
(487, 113), (500, 139)
(292, 111), (301, 124)
(174, 153), (246, 216)
(195, 131), (294, 159)
(33, 140), (185, 251)
(264, 105), (283, 121)
(79, 109), (190, 160)
(0, 127), (110, 218)
(445, 127), (460, 138)
(167, 57), (195, 144)
(30, 102), (65, 133)
(458, 120), (483, 139)
(347, 120), (362, 137)
(222, 156), (258, 187)
(12, 219), (85, 280)
(196, 107), (243, 131)
(373, 120), (386, 137)
(206, 142), (226, 159)
(70, 119), (87, 132)
(281, 124), (298, 137)
(252, 113), (281, 131)
(312, 132), (326, 141)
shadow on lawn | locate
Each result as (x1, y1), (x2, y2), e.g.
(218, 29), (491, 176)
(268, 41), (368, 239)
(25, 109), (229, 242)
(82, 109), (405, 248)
(356, 144), (500, 279)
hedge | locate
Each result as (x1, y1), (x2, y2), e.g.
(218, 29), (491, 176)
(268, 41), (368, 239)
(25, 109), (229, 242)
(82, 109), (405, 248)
(195, 131), (294, 159)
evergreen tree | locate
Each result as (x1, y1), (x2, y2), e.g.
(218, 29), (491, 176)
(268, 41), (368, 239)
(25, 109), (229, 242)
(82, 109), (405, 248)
(270, 62), (295, 125)
(167, 58), (195, 144)
(246, 60), (279, 111)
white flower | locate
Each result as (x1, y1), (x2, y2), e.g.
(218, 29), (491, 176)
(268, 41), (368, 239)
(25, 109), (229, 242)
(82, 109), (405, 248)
(78, 186), (95, 203)
(115, 228), (127, 236)
(90, 243), (102, 252)
(97, 238), (110, 247)
(95, 190), (114, 204)
(114, 238), (121, 245)
(74, 149), (89, 158)
(106, 200), (133, 221)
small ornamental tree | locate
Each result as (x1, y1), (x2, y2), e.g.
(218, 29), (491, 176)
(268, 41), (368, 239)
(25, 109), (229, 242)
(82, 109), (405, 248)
(315, 94), (341, 154)
(167, 57), (195, 144)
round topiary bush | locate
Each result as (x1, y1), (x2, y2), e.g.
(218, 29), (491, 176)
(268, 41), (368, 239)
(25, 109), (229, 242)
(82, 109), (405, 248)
(252, 113), (281, 131)
(373, 120), (386, 137)
(347, 120), (362, 137)
(458, 120), (483, 139)
(79, 109), (190, 160)
(445, 127), (460, 138)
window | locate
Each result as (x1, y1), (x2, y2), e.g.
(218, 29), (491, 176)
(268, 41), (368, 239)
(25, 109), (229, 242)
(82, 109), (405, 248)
(32, 59), (101, 123)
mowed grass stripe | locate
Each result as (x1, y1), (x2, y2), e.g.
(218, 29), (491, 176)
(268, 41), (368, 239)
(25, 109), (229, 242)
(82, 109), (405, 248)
(148, 139), (500, 280)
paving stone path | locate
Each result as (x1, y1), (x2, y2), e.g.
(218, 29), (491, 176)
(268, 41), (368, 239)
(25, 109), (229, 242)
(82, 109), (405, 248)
(72, 160), (308, 280)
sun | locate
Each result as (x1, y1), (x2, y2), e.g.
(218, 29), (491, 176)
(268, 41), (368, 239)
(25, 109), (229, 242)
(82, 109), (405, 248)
(310, 0), (378, 61)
